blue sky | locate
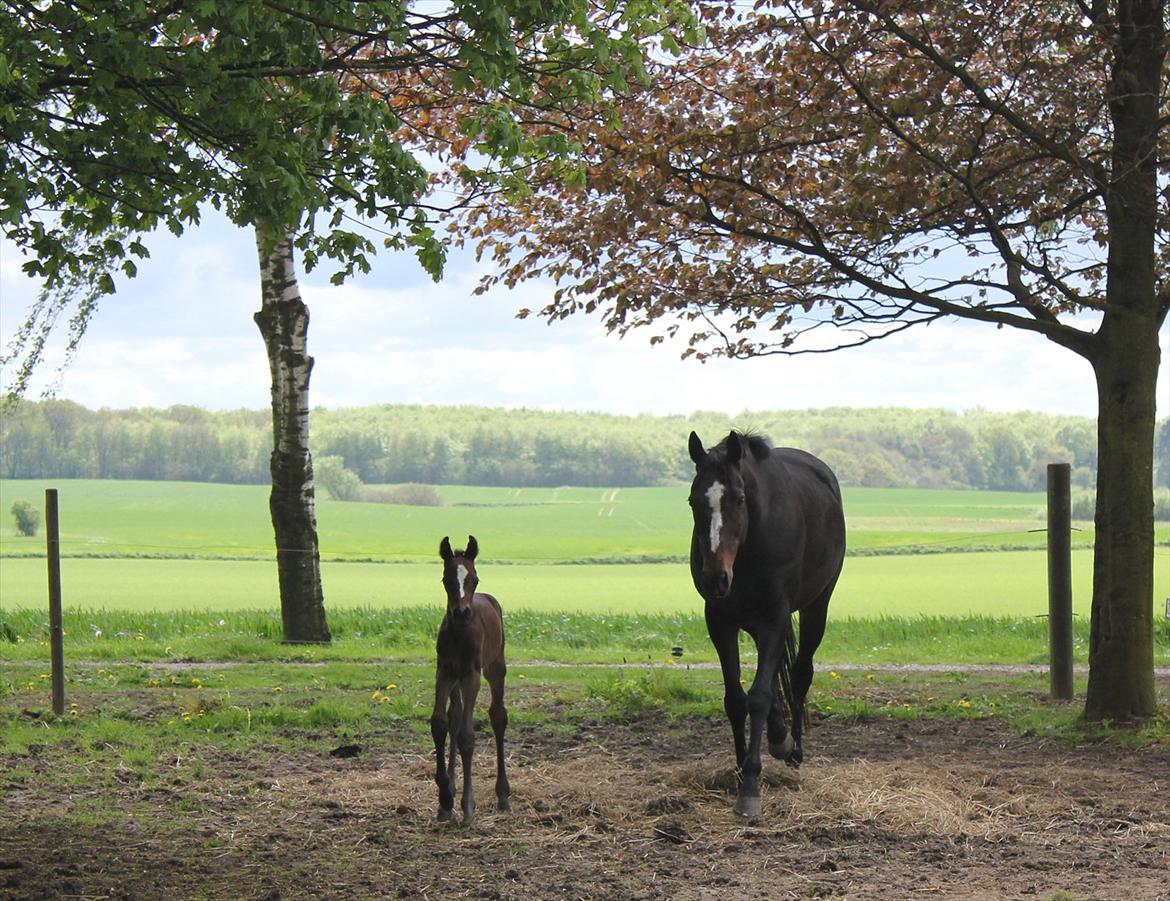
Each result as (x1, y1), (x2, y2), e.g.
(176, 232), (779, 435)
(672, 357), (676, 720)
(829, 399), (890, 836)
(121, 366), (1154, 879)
(1, 209), (1165, 418)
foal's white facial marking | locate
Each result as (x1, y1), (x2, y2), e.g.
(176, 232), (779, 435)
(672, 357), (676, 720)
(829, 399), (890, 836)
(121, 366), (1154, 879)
(706, 481), (725, 551)
(456, 564), (470, 600)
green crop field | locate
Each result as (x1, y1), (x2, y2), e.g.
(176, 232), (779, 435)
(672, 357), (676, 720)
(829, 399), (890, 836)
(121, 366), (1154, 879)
(0, 478), (1118, 562)
(0, 548), (1137, 619)
(1, 478), (1167, 620)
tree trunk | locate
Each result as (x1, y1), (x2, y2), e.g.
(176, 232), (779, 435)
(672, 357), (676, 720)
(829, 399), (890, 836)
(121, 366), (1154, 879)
(253, 226), (331, 644)
(1085, 320), (1159, 721)
(1083, 0), (1164, 720)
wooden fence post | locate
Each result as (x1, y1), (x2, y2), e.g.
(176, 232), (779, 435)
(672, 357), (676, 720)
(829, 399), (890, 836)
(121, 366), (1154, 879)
(1047, 464), (1073, 701)
(46, 488), (65, 715)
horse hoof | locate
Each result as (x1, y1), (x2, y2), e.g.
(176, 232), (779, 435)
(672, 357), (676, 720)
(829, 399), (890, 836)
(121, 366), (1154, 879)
(786, 748), (803, 769)
(498, 798), (511, 812)
(769, 733), (795, 760)
(437, 808), (453, 822)
(733, 794), (761, 818)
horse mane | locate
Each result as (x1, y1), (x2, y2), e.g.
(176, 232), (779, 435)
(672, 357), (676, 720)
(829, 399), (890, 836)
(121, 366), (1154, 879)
(715, 430), (772, 463)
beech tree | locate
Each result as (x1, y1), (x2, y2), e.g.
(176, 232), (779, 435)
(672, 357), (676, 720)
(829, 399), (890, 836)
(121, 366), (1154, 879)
(2, 1), (696, 642)
(459, 1), (1168, 721)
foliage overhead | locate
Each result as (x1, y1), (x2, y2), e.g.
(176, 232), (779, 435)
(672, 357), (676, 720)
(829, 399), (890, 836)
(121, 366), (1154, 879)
(0, 0), (699, 396)
(454, 0), (1169, 360)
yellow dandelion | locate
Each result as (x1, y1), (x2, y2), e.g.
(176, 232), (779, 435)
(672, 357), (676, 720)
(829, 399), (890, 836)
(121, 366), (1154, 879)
(272, 686), (283, 693)
(385, 683), (397, 691)
(136, 634), (145, 641)
(165, 646), (173, 654)
(371, 690), (382, 701)
(517, 674), (526, 680)
(829, 671), (840, 679)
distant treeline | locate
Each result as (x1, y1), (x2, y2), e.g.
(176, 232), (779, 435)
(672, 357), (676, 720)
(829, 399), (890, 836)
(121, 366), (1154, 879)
(3, 399), (1169, 491)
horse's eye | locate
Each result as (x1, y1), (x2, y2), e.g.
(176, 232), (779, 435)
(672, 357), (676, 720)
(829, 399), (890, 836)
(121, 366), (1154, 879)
(734, 493), (746, 506)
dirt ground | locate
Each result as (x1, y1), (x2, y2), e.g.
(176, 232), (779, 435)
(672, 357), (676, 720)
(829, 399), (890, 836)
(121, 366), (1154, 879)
(1, 710), (1168, 901)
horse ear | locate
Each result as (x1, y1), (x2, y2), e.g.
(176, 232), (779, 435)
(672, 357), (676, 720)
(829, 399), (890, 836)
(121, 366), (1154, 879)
(466, 535), (478, 560)
(439, 536), (453, 561)
(688, 431), (707, 466)
(725, 432), (743, 466)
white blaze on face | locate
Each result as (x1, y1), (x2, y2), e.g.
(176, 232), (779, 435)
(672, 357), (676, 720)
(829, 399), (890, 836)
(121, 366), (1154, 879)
(705, 481), (725, 551)
(456, 564), (470, 600)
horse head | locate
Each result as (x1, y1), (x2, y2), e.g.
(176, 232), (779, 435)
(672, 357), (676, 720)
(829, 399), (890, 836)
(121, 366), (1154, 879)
(439, 534), (479, 624)
(688, 431), (750, 600)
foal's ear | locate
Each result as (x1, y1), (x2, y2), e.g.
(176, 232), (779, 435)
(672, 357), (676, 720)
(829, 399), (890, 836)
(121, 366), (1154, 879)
(688, 431), (706, 466)
(725, 431), (743, 466)
(465, 535), (478, 561)
(439, 536), (453, 561)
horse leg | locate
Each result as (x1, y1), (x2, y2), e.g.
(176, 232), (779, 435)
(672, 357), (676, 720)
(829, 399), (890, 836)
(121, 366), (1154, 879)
(789, 584), (833, 767)
(430, 672), (456, 821)
(766, 670), (794, 762)
(737, 625), (787, 818)
(446, 691), (462, 795)
(707, 616), (747, 772)
(485, 658), (510, 812)
(457, 670), (481, 827)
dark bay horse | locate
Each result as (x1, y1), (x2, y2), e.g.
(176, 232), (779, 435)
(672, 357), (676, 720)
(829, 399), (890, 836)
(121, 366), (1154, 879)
(430, 535), (510, 826)
(688, 431), (845, 817)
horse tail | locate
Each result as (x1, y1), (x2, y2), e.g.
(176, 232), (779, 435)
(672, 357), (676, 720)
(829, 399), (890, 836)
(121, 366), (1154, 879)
(777, 611), (798, 724)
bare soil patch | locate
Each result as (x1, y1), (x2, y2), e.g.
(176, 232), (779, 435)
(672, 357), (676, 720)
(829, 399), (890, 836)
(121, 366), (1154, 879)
(2, 713), (1167, 900)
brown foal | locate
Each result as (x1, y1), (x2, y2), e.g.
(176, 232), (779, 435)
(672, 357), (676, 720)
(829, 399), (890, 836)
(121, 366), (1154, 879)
(430, 535), (510, 826)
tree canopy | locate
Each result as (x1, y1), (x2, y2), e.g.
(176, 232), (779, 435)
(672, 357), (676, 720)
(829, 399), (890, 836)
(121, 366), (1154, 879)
(1, 0), (697, 394)
(459, 0), (1167, 359)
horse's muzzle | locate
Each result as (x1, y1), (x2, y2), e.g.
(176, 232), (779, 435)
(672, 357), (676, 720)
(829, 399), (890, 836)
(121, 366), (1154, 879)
(705, 568), (733, 600)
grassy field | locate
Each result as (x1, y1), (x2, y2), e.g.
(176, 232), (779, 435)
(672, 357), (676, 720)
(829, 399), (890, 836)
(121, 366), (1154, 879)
(2, 478), (1168, 623)
(0, 548), (1147, 619)
(0, 478), (1120, 563)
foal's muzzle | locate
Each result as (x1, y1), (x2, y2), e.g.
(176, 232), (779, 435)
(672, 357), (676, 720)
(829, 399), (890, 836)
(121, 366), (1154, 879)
(452, 605), (473, 624)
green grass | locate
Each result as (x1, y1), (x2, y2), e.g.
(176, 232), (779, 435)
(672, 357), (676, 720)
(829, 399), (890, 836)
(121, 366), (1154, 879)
(2, 657), (1166, 769)
(2, 547), (1167, 620)
(2, 605), (1167, 666)
(4, 478), (1142, 563)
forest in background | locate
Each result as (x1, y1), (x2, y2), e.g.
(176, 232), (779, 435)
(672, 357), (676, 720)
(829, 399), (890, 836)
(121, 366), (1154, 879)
(4, 400), (1168, 492)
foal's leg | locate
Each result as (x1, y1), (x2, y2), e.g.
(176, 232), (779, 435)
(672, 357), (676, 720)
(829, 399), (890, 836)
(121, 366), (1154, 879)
(485, 658), (510, 811)
(446, 691), (462, 795)
(789, 585), (833, 767)
(429, 673), (457, 821)
(457, 670), (482, 827)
